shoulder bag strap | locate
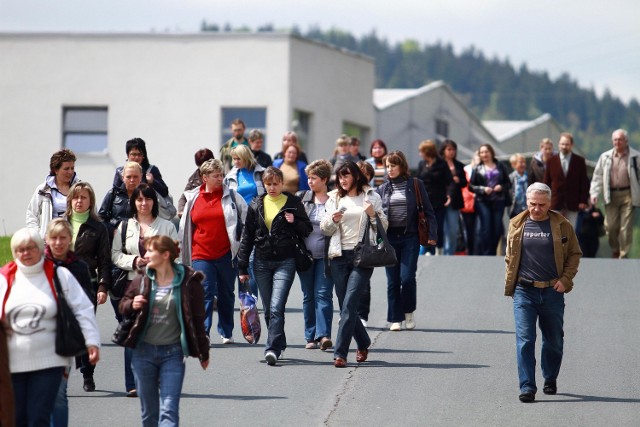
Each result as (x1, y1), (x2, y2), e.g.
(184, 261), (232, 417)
(373, 213), (391, 246)
(413, 178), (424, 212)
(120, 219), (129, 256)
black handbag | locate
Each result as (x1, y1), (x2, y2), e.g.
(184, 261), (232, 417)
(112, 277), (146, 347)
(110, 220), (130, 299)
(293, 235), (313, 272)
(52, 267), (87, 357)
(353, 213), (397, 268)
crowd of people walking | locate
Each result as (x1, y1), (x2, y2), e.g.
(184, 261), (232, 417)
(0, 123), (634, 424)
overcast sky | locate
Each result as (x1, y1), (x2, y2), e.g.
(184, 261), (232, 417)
(2, 0), (639, 104)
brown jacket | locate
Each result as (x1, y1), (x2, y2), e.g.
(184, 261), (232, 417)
(119, 266), (209, 362)
(0, 320), (14, 427)
(504, 210), (582, 296)
(543, 153), (590, 211)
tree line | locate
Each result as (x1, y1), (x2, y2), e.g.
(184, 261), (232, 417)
(201, 22), (640, 160)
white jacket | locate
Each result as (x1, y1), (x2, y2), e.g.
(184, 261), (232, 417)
(590, 147), (640, 206)
(320, 187), (388, 260)
(26, 175), (79, 238)
(111, 217), (178, 279)
(178, 185), (247, 266)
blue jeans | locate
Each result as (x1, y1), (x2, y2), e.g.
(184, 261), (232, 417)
(111, 296), (135, 391)
(357, 278), (371, 321)
(330, 251), (373, 360)
(513, 285), (565, 394)
(475, 199), (505, 255)
(51, 367), (69, 427)
(193, 252), (237, 339)
(443, 207), (460, 255)
(12, 366), (65, 427)
(385, 231), (420, 322)
(461, 211), (478, 255)
(245, 248), (259, 299)
(253, 257), (296, 356)
(132, 342), (186, 427)
(298, 258), (334, 342)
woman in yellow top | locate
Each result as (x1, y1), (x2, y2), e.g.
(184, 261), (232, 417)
(237, 167), (312, 366)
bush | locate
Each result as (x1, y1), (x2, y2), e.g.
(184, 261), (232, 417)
(0, 236), (12, 265)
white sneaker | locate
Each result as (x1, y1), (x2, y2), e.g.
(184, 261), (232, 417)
(405, 312), (416, 330)
(265, 351), (277, 366)
(222, 337), (234, 344)
(389, 322), (402, 331)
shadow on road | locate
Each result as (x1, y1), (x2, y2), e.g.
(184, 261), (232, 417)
(542, 393), (640, 403)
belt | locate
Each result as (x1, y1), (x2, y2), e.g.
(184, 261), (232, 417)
(518, 277), (555, 288)
(610, 186), (630, 191)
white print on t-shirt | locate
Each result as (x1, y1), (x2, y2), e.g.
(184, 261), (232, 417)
(523, 231), (551, 239)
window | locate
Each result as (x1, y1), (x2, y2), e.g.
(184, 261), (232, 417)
(342, 122), (369, 143)
(435, 118), (449, 138)
(221, 107), (267, 148)
(293, 110), (312, 150)
(63, 107), (108, 154)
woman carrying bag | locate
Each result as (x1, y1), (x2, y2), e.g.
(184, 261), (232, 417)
(377, 151), (437, 331)
(0, 228), (99, 426)
(321, 162), (387, 368)
(119, 235), (209, 426)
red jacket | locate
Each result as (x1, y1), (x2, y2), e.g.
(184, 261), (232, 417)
(544, 153), (589, 211)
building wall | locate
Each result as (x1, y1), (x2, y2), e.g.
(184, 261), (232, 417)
(0, 33), (374, 235)
(376, 86), (497, 166)
(498, 121), (564, 154)
(289, 38), (375, 161)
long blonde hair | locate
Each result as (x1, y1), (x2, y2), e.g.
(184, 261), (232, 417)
(65, 182), (100, 221)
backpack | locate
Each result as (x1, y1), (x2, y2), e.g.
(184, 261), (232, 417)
(147, 164), (177, 220)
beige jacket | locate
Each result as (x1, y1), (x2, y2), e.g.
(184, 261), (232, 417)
(504, 210), (582, 296)
(320, 187), (388, 259)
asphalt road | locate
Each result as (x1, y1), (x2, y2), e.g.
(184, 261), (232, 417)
(68, 256), (640, 426)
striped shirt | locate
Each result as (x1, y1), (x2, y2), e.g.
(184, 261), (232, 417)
(388, 179), (408, 228)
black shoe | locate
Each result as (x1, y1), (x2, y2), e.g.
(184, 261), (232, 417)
(126, 389), (137, 398)
(83, 377), (96, 392)
(519, 392), (535, 403)
(543, 380), (557, 395)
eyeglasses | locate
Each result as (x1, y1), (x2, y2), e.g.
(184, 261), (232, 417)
(16, 244), (38, 254)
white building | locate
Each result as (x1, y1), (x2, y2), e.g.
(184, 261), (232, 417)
(374, 81), (502, 165)
(0, 32), (375, 235)
(483, 113), (564, 156)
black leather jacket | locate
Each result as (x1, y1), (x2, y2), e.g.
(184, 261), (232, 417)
(237, 192), (312, 275)
(113, 164), (168, 197)
(70, 215), (112, 293)
(99, 185), (131, 237)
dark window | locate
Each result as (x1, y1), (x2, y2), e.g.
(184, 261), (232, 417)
(221, 107), (267, 149)
(293, 110), (312, 150)
(435, 119), (449, 138)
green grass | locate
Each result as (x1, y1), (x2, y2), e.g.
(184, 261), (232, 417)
(0, 236), (11, 265)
